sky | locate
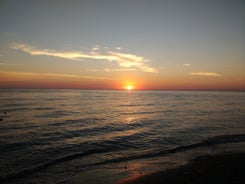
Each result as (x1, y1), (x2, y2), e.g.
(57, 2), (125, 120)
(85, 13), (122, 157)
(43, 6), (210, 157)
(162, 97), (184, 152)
(0, 0), (245, 90)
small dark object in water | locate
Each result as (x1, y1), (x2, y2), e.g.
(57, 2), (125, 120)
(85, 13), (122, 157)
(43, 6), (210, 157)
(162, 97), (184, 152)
(0, 118), (3, 121)
(4, 112), (7, 115)
(124, 166), (128, 170)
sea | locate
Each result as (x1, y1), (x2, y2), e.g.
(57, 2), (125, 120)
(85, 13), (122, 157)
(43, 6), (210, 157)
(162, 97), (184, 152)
(0, 89), (245, 184)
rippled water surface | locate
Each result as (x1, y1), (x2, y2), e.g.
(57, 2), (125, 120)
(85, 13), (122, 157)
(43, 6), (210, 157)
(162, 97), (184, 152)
(0, 89), (245, 183)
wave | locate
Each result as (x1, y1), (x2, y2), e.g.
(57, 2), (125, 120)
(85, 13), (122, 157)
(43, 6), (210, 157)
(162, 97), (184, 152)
(120, 111), (155, 115)
(0, 102), (36, 108)
(91, 134), (245, 166)
(1, 134), (245, 183)
(33, 107), (54, 111)
(0, 147), (117, 182)
(34, 110), (71, 118)
(48, 118), (104, 127)
(118, 103), (155, 107)
(0, 107), (32, 112)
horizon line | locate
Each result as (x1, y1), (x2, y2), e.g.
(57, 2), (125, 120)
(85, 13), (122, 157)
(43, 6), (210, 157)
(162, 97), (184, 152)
(0, 87), (244, 92)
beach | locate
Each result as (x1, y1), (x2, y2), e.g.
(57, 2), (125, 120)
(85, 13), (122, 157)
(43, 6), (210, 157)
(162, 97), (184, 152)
(118, 152), (245, 184)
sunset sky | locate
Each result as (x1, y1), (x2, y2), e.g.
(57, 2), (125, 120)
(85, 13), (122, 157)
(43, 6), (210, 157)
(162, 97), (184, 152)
(0, 0), (244, 90)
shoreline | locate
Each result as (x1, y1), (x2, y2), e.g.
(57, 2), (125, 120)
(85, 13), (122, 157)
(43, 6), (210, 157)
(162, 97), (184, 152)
(117, 151), (245, 184)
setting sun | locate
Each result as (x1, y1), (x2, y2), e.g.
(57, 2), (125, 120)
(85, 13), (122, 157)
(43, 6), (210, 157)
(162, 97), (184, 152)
(126, 85), (133, 90)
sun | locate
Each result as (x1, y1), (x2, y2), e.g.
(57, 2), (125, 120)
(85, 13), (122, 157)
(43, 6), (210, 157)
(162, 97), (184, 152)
(126, 85), (133, 90)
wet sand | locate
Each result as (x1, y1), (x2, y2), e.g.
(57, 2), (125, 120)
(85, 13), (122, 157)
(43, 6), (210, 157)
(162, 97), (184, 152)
(118, 152), (245, 184)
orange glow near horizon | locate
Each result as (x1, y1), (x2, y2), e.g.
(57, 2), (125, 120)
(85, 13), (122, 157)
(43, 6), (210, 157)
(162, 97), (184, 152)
(0, 71), (245, 91)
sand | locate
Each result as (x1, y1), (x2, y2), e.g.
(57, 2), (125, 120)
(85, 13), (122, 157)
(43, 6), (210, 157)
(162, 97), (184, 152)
(117, 152), (245, 184)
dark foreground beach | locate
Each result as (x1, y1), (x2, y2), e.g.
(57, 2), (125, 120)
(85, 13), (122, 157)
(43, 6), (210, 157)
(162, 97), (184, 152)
(118, 152), (245, 184)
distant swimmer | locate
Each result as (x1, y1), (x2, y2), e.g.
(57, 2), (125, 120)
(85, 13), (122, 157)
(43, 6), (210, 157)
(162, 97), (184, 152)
(0, 118), (3, 121)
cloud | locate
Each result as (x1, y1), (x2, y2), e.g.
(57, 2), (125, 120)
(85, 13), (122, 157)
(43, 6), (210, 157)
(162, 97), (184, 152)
(190, 72), (222, 77)
(10, 43), (157, 73)
(108, 51), (157, 73)
(104, 68), (137, 72)
(0, 70), (118, 80)
(183, 63), (190, 67)
(0, 62), (19, 66)
(92, 45), (100, 51)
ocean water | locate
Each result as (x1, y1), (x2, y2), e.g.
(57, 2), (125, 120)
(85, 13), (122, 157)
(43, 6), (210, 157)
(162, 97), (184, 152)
(0, 89), (245, 184)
